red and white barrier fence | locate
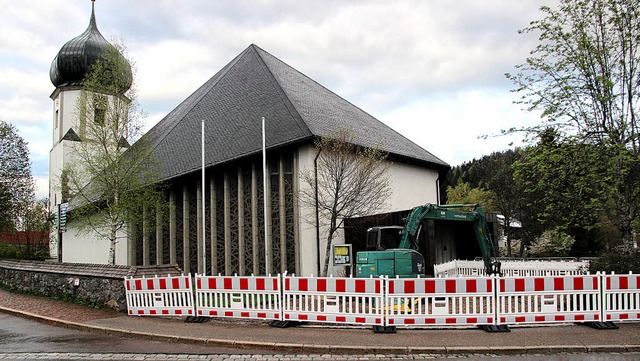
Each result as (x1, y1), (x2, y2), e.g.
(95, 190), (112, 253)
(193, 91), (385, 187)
(195, 274), (281, 321)
(386, 277), (495, 327)
(604, 273), (640, 322)
(497, 275), (601, 325)
(123, 272), (640, 330)
(124, 274), (194, 316)
(282, 275), (384, 326)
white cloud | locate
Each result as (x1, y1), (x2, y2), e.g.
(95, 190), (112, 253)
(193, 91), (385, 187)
(34, 176), (49, 201)
(381, 88), (541, 166)
(132, 40), (218, 103)
(0, 0), (554, 200)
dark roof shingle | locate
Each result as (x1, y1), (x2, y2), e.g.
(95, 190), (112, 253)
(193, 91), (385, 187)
(141, 44), (448, 181)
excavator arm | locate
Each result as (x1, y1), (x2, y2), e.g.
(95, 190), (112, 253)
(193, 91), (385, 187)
(397, 204), (436, 250)
(469, 205), (502, 275)
(397, 203), (501, 275)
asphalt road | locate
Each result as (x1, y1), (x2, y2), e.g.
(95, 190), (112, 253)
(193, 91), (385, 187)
(1, 313), (639, 360)
(0, 313), (271, 355)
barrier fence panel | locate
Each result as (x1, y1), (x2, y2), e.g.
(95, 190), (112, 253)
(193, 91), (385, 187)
(283, 275), (384, 326)
(124, 274), (194, 316)
(124, 273), (640, 329)
(434, 260), (590, 278)
(433, 260), (484, 277)
(500, 261), (590, 277)
(195, 274), (281, 321)
(497, 274), (600, 325)
(604, 273), (640, 322)
(386, 276), (496, 327)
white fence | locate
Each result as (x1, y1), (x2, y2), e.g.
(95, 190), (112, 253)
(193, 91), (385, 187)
(386, 277), (495, 327)
(497, 274), (601, 325)
(124, 272), (640, 329)
(195, 274), (281, 321)
(434, 259), (590, 278)
(604, 273), (640, 322)
(282, 275), (384, 326)
(124, 274), (195, 316)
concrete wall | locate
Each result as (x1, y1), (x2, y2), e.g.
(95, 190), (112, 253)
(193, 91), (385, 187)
(296, 145), (441, 276)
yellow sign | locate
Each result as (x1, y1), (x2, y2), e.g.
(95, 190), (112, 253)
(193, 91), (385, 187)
(333, 245), (352, 266)
(334, 246), (349, 256)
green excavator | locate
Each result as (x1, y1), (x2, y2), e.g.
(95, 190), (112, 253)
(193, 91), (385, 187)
(355, 203), (501, 278)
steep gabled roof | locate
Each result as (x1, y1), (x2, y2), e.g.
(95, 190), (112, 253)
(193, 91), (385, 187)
(141, 44), (448, 181)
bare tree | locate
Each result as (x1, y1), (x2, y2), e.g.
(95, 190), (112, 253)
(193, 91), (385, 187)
(299, 129), (391, 276)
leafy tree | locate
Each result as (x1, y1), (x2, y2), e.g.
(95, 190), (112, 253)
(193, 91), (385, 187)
(16, 198), (51, 260)
(299, 129), (391, 276)
(0, 120), (34, 233)
(64, 43), (165, 265)
(514, 129), (609, 255)
(445, 181), (497, 211)
(507, 0), (640, 247)
(0, 184), (12, 232)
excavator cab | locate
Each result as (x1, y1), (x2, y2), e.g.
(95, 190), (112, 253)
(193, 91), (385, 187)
(359, 226), (425, 278)
(365, 226), (403, 251)
(356, 248), (425, 278)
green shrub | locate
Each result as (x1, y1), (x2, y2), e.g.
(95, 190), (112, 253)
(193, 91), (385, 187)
(0, 242), (49, 260)
(589, 250), (640, 274)
(0, 243), (20, 259)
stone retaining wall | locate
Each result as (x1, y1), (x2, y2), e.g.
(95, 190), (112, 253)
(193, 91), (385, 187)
(0, 259), (182, 311)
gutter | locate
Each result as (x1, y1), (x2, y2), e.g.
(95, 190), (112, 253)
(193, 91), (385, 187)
(314, 149), (321, 275)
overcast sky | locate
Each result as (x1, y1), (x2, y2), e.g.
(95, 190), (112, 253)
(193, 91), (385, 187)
(1, 0), (551, 199)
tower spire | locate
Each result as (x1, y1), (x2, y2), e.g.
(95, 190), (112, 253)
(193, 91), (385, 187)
(90, 0), (97, 30)
(49, 0), (131, 89)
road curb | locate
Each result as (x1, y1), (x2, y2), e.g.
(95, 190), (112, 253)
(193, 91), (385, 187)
(2, 306), (639, 355)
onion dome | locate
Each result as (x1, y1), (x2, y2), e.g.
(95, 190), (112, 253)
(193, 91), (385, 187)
(50, 1), (132, 91)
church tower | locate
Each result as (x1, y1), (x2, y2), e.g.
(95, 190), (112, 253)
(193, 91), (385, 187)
(49, 0), (131, 261)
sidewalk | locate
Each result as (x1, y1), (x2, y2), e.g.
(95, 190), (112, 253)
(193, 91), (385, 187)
(1, 289), (639, 356)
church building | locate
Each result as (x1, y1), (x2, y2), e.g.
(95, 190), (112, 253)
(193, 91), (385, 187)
(49, 2), (450, 276)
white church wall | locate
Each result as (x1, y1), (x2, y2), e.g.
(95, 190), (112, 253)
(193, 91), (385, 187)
(296, 145), (321, 276)
(386, 161), (440, 210)
(51, 89), (82, 145)
(61, 219), (128, 265)
(296, 145), (441, 276)
(50, 90), (81, 204)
